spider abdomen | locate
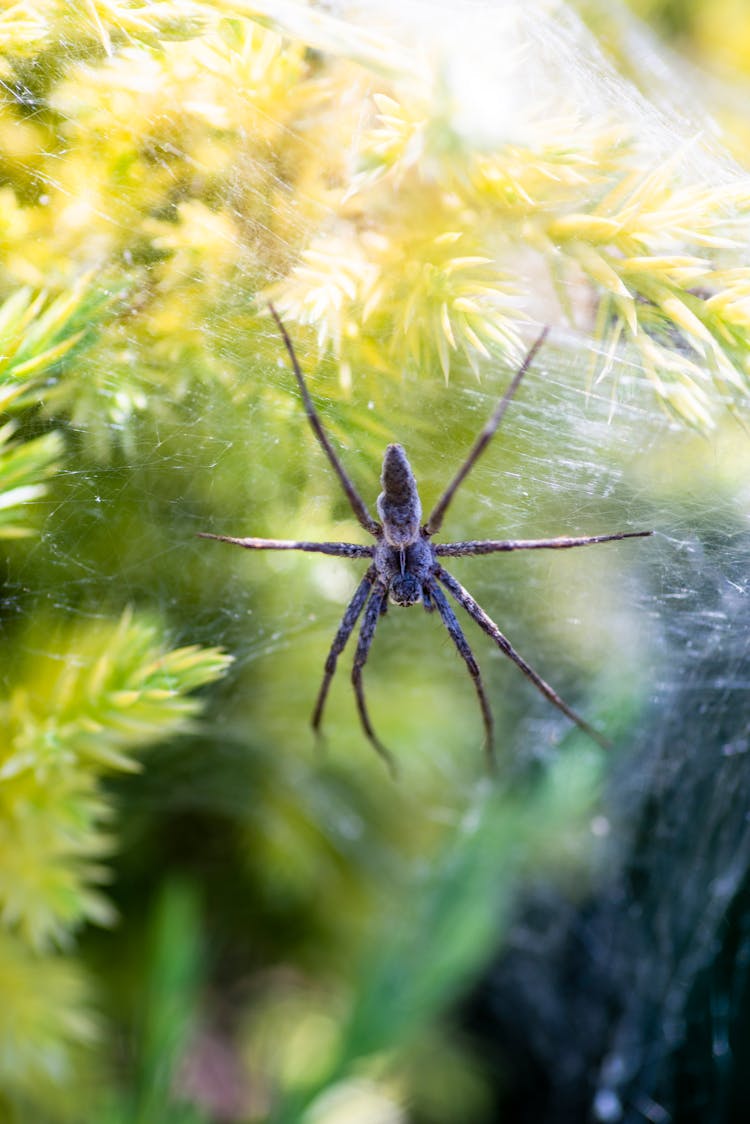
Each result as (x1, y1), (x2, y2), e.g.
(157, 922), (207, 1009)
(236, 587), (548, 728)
(377, 443), (422, 547)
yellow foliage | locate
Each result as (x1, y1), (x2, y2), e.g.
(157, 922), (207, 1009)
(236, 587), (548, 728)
(0, 608), (229, 946)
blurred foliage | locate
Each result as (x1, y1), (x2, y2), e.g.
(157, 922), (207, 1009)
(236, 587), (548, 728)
(580, 0), (750, 165)
(0, 2), (746, 1123)
(99, 880), (208, 1124)
(624, 0), (750, 75)
(263, 748), (603, 1124)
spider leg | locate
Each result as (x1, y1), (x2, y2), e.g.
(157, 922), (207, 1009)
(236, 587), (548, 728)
(427, 580), (495, 769)
(312, 566), (376, 735)
(424, 326), (549, 536)
(436, 565), (610, 750)
(198, 533), (374, 558)
(268, 303), (381, 537)
(351, 582), (397, 777)
(436, 530), (652, 557)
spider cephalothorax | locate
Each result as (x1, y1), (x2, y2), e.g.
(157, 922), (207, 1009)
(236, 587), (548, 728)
(200, 305), (651, 775)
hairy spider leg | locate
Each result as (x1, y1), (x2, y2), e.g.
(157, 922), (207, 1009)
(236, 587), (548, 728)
(435, 530), (652, 557)
(351, 581), (397, 776)
(425, 326), (549, 537)
(268, 303), (381, 537)
(312, 565), (376, 734)
(197, 533), (374, 558)
(436, 566), (611, 750)
(428, 580), (495, 768)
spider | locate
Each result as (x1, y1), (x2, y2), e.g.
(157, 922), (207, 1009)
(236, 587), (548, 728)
(200, 306), (651, 775)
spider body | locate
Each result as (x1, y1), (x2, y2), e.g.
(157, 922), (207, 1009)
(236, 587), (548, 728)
(200, 305), (651, 775)
(374, 443), (434, 607)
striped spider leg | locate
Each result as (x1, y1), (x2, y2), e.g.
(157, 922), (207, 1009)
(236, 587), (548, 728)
(200, 308), (651, 773)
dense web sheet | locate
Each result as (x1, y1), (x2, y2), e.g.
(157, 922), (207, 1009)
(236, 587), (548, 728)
(466, 526), (750, 1122)
(2, 0), (750, 1120)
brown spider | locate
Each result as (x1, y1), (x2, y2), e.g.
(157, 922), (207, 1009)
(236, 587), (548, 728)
(200, 306), (651, 774)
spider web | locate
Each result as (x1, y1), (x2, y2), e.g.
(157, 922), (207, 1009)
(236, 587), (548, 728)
(5, 1), (750, 1120)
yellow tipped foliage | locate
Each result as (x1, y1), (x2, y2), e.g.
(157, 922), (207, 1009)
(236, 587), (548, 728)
(0, 282), (109, 391)
(0, 931), (95, 1092)
(0, 425), (62, 539)
(0, 282), (116, 537)
(0, 608), (231, 950)
(1, 4), (746, 422)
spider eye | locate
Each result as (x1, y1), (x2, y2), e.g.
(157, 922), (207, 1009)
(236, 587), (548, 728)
(390, 573), (421, 606)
